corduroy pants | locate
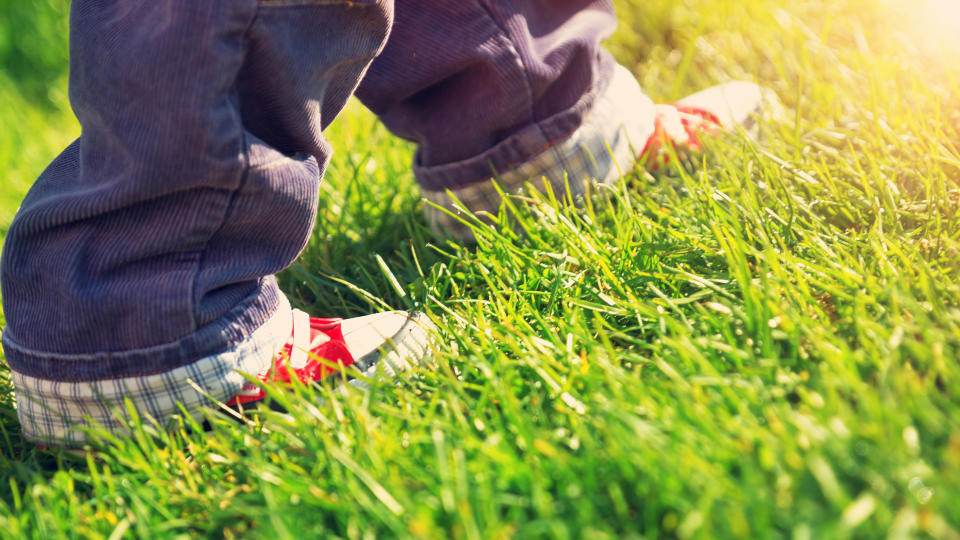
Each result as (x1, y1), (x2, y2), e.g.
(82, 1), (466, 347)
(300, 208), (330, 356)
(2, 0), (660, 444)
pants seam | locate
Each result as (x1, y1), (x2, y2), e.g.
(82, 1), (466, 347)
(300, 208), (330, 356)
(475, 0), (548, 144)
(189, 100), (252, 333)
(186, 2), (260, 334)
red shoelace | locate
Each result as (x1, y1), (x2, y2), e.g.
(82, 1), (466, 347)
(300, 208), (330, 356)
(638, 105), (722, 170)
(228, 312), (357, 406)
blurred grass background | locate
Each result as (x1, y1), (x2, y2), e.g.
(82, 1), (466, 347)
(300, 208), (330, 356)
(0, 0), (75, 235)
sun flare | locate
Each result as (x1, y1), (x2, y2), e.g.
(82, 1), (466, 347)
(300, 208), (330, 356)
(914, 0), (960, 50)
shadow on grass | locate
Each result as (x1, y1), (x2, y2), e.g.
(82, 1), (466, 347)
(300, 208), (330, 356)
(279, 181), (452, 317)
(0, 366), (89, 509)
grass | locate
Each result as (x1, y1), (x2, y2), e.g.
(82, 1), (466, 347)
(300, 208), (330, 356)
(2, 0), (960, 537)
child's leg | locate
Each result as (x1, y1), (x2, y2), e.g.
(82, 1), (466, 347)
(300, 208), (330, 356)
(1, 0), (403, 446)
(356, 0), (658, 239)
(2, 0), (763, 447)
(357, 1), (765, 241)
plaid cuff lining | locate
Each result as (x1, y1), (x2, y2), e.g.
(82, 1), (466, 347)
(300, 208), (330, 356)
(11, 295), (292, 446)
(421, 64), (655, 241)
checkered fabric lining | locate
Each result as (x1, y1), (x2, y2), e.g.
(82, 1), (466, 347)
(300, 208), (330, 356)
(12, 295), (292, 446)
(422, 64), (656, 241)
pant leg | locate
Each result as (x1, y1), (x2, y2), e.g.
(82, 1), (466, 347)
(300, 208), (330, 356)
(356, 0), (657, 239)
(1, 0), (392, 444)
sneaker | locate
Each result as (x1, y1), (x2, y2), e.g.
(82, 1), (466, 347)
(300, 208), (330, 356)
(229, 309), (434, 406)
(639, 81), (766, 171)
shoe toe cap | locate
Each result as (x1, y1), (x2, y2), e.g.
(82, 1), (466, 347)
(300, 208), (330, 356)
(676, 81), (767, 131)
(339, 311), (435, 378)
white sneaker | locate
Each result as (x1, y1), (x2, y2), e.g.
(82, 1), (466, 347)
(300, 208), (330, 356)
(638, 81), (767, 170)
(229, 309), (434, 405)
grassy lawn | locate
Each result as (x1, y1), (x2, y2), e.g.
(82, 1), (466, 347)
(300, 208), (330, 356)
(2, 0), (959, 537)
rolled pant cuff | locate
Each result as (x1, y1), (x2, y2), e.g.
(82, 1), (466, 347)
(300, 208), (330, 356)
(3, 278), (285, 382)
(7, 291), (292, 446)
(421, 64), (656, 241)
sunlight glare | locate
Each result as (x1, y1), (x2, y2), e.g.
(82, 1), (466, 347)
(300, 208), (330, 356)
(915, 0), (960, 51)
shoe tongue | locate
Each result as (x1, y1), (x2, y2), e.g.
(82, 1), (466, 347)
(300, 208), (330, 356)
(654, 104), (691, 144)
(290, 309), (312, 370)
(290, 309), (348, 369)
